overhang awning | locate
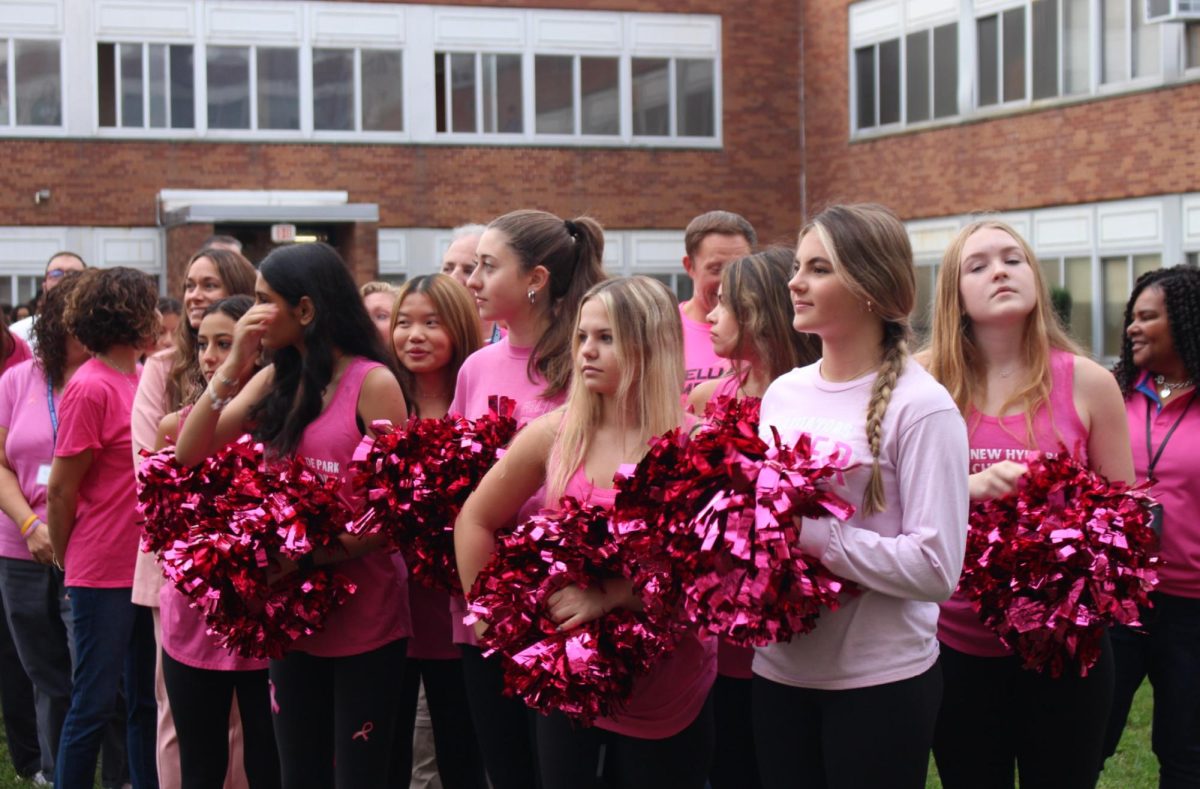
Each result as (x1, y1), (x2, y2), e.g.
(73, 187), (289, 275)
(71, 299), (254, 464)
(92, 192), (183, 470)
(157, 189), (379, 225)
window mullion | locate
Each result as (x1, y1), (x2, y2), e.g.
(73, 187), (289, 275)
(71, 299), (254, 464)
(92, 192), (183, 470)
(668, 57), (677, 137)
(475, 52), (484, 134)
(115, 43), (123, 127)
(354, 48), (363, 133)
(143, 43), (151, 129)
(573, 55), (582, 137)
(249, 46), (259, 130)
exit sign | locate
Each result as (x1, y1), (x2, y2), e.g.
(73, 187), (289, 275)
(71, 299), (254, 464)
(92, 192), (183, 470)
(270, 224), (297, 243)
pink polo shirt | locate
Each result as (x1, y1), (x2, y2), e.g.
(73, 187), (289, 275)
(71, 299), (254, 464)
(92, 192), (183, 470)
(0, 360), (52, 562)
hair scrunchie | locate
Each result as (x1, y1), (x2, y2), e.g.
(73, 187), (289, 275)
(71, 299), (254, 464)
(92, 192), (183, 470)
(563, 219), (580, 242)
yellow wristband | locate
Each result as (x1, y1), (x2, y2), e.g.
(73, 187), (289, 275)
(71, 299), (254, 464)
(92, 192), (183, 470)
(20, 513), (38, 535)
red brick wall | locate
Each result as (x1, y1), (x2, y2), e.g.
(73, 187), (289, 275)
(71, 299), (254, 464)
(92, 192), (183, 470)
(165, 223), (213, 296)
(802, 0), (1200, 221)
(0, 0), (805, 249)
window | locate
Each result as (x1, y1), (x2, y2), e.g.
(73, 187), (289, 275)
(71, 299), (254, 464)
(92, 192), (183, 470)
(206, 45), (299, 130)
(533, 54), (624, 136)
(856, 23), (956, 130)
(312, 48), (403, 132)
(0, 39), (61, 126)
(1187, 251), (1199, 267)
(1102, 253), (1159, 356)
(911, 263), (938, 341)
(1040, 256), (1093, 348)
(1102, 0), (1160, 83)
(645, 272), (693, 302)
(977, 7), (1027, 105)
(434, 52), (522, 134)
(1186, 22), (1200, 69)
(1, 275), (41, 311)
(98, 43), (194, 129)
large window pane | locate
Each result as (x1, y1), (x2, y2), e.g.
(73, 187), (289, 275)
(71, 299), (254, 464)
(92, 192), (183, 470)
(450, 53), (475, 133)
(1103, 0), (1128, 82)
(1102, 256), (1129, 356)
(933, 23), (958, 117)
(977, 16), (999, 106)
(1003, 7), (1027, 102)
(1189, 22), (1200, 69)
(1064, 256), (1093, 349)
(912, 264), (937, 341)
(98, 43), (116, 127)
(535, 55), (573, 134)
(677, 58), (715, 136)
(1064, 0), (1090, 93)
(1032, 0), (1059, 99)
(207, 46), (250, 129)
(361, 50), (402, 132)
(879, 39), (900, 124)
(906, 30), (930, 123)
(1039, 258), (1063, 290)
(149, 44), (167, 127)
(169, 45), (194, 128)
(1132, 0), (1160, 77)
(313, 48), (354, 131)
(855, 46), (876, 128)
(1134, 253), (1160, 282)
(120, 43), (143, 127)
(632, 57), (670, 135)
(14, 40), (61, 125)
(581, 57), (619, 135)
(257, 47), (298, 130)
(482, 54), (521, 133)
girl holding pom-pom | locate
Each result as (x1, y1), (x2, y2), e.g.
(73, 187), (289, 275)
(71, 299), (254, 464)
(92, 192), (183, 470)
(385, 274), (487, 789)
(753, 204), (969, 789)
(686, 247), (818, 789)
(457, 276), (717, 789)
(923, 220), (1133, 789)
(175, 243), (410, 789)
(449, 210), (606, 788)
(153, 296), (280, 789)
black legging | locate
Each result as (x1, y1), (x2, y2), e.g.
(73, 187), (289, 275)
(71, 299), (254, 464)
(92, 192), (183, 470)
(710, 674), (760, 789)
(161, 651), (280, 789)
(753, 665), (942, 789)
(932, 638), (1114, 789)
(459, 645), (538, 789)
(268, 638), (407, 789)
(535, 692), (714, 789)
(389, 657), (486, 789)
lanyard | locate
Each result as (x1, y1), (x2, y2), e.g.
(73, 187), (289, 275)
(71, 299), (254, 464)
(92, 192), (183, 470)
(47, 379), (59, 447)
(1145, 391), (1195, 481)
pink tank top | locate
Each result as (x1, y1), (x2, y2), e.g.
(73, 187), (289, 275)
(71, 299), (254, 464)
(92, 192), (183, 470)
(938, 349), (1089, 657)
(562, 464), (718, 738)
(291, 357), (411, 657)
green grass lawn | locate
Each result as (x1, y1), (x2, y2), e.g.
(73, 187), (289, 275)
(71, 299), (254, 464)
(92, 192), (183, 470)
(0, 680), (1159, 788)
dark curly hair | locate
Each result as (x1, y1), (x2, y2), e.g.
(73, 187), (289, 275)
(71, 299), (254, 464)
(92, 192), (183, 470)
(249, 243), (395, 455)
(66, 268), (159, 354)
(1113, 265), (1200, 398)
(33, 271), (85, 389)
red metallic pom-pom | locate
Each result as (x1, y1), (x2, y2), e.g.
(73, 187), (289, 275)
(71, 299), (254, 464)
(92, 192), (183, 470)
(348, 396), (518, 593)
(959, 452), (1160, 676)
(614, 396), (855, 646)
(467, 499), (679, 724)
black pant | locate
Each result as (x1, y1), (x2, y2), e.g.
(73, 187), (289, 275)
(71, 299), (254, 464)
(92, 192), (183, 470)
(0, 589), (41, 777)
(710, 674), (760, 789)
(161, 650), (280, 789)
(536, 692), (714, 789)
(754, 665), (941, 789)
(933, 638), (1114, 789)
(268, 638), (406, 789)
(460, 645), (538, 789)
(1103, 593), (1200, 788)
(389, 657), (486, 789)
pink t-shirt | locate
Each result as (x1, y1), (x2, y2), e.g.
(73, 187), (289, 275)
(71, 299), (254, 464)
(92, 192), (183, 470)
(55, 358), (141, 588)
(291, 357), (411, 657)
(449, 338), (567, 645)
(753, 358), (969, 690)
(939, 350), (1089, 657)
(679, 304), (729, 395)
(159, 406), (267, 672)
(2, 334), (31, 375)
(548, 465), (717, 739)
(1128, 374), (1200, 598)
(0, 360), (53, 561)
(130, 349), (173, 607)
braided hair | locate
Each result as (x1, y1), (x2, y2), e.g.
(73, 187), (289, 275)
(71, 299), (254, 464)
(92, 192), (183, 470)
(1113, 265), (1200, 397)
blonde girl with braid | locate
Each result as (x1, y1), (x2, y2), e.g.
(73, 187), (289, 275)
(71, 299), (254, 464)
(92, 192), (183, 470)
(751, 204), (969, 789)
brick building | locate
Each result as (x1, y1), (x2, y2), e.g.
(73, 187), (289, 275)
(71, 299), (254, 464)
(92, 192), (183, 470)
(1, 0), (1197, 360)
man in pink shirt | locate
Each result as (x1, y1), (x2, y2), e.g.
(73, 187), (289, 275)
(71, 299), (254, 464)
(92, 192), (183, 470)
(678, 211), (756, 393)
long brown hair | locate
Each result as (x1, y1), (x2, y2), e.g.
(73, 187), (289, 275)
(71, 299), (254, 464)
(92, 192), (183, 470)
(166, 247), (256, 411)
(925, 220), (1080, 443)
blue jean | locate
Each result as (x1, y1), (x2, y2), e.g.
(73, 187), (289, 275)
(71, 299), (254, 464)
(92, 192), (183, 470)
(55, 587), (157, 789)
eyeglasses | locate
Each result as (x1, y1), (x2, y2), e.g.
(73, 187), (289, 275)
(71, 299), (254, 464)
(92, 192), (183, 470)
(45, 269), (68, 279)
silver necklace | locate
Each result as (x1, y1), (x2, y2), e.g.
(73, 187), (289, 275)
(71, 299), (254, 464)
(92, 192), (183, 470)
(1154, 374), (1194, 400)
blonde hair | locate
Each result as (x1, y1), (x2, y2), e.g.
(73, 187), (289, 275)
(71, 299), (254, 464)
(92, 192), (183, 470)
(925, 220), (1081, 443)
(360, 281), (396, 298)
(545, 276), (685, 502)
(389, 274), (482, 416)
(800, 204), (916, 515)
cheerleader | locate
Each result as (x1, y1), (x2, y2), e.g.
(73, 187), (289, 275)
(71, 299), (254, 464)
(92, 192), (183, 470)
(457, 276), (717, 789)
(175, 243), (410, 789)
(153, 296), (279, 789)
(924, 220), (1133, 789)
(448, 210), (606, 789)
(384, 275), (486, 789)
(752, 204), (969, 789)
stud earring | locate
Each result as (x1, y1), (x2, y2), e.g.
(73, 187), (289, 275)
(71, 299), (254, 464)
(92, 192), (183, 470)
(527, 290), (537, 305)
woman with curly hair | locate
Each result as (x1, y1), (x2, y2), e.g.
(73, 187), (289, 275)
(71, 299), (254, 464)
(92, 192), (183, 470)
(0, 272), (85, 782)
(48, 267), (160, 788)
(1101, 265), (1200, 787)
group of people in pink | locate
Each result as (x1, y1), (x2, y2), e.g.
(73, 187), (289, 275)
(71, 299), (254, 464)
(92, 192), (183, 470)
(0, 203), (1194, 789)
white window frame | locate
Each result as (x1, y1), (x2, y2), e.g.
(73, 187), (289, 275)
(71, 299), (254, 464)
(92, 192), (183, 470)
(95, 40), (197, 132)
(310, 46), (404, 138)
(0, 37), (66, 132)
(1097, 0), (1164, 91)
